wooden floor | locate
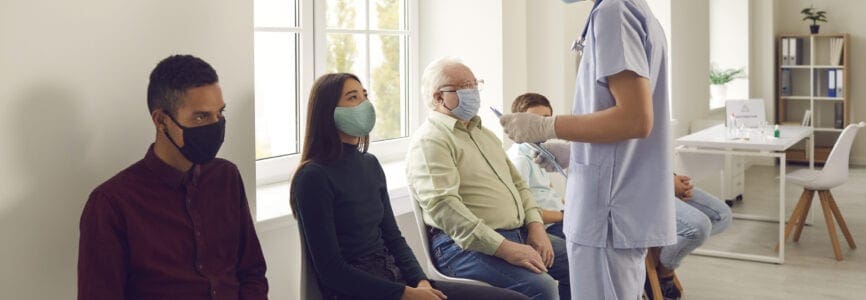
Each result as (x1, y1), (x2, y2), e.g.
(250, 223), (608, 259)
(676, 165), (866, 299)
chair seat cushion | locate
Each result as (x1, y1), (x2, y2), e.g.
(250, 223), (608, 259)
(786, 169), (844, 190)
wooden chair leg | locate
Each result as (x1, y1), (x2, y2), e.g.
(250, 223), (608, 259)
(819, 191), (844, 261)
(793, 190), (816, 242)
(826, 191), (857, 249)
(777, 189), (810, 252)
(644, 247), (683, 299)
(645, 249), (663, 300)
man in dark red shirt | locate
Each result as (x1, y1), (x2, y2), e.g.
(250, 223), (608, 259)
(78, 55), (268, 299)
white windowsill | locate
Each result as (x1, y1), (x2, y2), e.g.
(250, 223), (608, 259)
(255, 159), (414, 227)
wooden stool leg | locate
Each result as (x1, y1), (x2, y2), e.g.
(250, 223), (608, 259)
(819, 191), (844, 261)
(645, 249), (663, 300)
(776, 189), (810, 252)
(826, 191), (857, 249)
(793, 190), (816, 242)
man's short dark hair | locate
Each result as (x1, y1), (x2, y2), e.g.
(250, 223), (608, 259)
(511, 92), (552, 113)
(147, 55), (219, 115)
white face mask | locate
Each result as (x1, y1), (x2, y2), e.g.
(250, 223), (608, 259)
(442, 88), (481, 121)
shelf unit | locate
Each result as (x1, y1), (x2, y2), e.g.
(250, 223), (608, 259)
(776, 33), (850, 164)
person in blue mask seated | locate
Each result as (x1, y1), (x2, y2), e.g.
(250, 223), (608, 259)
(406, 57), (571, 300)
(506, 93), (566, 240)
(291, 73), (529, 300)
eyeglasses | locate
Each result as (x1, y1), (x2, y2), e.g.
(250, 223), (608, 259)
(439, 79), (485, 93)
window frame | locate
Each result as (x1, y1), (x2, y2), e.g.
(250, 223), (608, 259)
(255, 0), (421, 186)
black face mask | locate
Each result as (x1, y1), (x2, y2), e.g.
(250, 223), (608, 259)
(164, 114), (226, 165)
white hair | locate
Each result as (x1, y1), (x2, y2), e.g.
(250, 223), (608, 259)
(420, 56), (465, 109)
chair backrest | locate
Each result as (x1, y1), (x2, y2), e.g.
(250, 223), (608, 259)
(819, 121), (865, 186)
(410, 191), (491, 287)
(298, 229), (323, 300)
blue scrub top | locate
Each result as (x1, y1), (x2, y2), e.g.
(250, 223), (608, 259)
(564, 0), (676, 249)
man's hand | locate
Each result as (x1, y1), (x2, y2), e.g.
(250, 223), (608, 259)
(494, 240), (548, 274)
(402, 281), (447, 300)
(674, 174), (693, 200)
(500, 112), (558, 143)
(526, 222), (555, 267)
(531, 140), (570, 172)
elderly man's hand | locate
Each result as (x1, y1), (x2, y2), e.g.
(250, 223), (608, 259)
(500, 113), (557, 143)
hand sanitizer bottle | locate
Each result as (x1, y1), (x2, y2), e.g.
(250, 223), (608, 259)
(774, 124), (780, 138)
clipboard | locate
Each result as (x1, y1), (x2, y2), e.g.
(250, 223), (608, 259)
(491, 107), (568, 177)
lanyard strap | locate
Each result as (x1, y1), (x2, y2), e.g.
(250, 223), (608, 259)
(579, 0), (604, 42)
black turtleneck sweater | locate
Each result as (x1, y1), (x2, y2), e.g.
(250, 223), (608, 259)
(292, 144), (426, 300)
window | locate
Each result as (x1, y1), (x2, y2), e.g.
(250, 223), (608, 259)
(254, 0), (301, 160)
(321, 0), (409, 142)
(253, 0), (417, 220)
(709, 0), (750, 110)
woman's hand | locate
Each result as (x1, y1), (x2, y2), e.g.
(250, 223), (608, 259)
(401, 281), (447, 300)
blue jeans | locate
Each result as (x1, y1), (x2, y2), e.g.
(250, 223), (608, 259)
(659, 188), (732, 269)
(546, 222), (565, 240)
(430, 228), (571, 300)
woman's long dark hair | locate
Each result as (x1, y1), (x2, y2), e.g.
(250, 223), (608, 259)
(291, 73), (370, 217)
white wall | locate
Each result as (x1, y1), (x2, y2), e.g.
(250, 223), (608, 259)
(669, 0), (712, 136)
(0, 0), (255, 298)
(418, 0), (506, 138)
(773, 0), (866, 164)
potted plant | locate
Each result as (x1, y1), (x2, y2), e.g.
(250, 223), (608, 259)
(801, 5), (827, 34)
(709, 64), (746, 105)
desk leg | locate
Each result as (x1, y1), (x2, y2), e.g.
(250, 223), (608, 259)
(778, 152), (786, 263)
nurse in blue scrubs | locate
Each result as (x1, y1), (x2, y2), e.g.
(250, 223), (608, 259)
(500, 0), (675, 299)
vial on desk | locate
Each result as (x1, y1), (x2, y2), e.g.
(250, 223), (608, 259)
(774, 124), (780, 138)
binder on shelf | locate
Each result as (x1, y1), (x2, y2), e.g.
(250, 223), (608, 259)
(830, 38), (844, 66)
(782, 37), (790, 65)
(781, 69), (792, 96)
(828, 70), (837, 98)
(836, 69), (844, 97)
(790, 38), (803, 65)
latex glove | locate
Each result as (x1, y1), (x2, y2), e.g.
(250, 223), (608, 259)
(531, 140), (570, 172)
(500, 112), (557, 143)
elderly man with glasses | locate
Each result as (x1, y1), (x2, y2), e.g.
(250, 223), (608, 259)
(405, 57), (571, 300)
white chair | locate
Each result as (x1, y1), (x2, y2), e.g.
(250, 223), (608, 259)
(411, 197), (492, 287)
(781, 121), (863, 260)
(298, 231), (323, 300)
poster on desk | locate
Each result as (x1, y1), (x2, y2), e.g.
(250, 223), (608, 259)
(726, 99), (766, 128)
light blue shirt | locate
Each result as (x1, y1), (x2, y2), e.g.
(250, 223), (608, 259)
(564, 0), (675, 249)
(507, 143), (565, 212)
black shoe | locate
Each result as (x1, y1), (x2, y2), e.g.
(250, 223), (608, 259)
(658, 276), (681, 300)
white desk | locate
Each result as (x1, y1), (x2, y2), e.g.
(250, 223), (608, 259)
(675, 124), (814, 264)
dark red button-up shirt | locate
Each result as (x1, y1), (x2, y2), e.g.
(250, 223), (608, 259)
(78, 145), (268, 299)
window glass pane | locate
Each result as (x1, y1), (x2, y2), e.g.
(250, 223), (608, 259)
(370, 0), (404, 30)
(254, 0), (297, 28)
(326, 33), (368, 84)
(326, 0), (366, 30)
(369, 34), (405, 141)
(254, 31), (298, 160)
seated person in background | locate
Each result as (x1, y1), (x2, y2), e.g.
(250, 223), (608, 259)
(78, 55), (268, 299)
(291, 73), (528, 300)
(506, 93), (566, 240)
(648, 174), (733, 299)
(406, 57), (571, 300)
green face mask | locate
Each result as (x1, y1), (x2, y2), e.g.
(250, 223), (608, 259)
(334, 100), (376, 137)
